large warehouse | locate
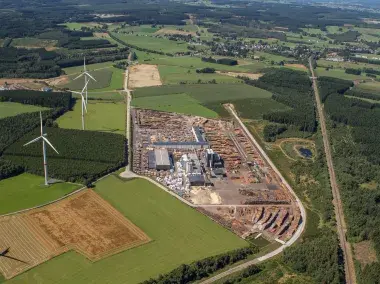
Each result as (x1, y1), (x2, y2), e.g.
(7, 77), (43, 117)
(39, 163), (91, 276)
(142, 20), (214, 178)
(154, 149), (171, 170)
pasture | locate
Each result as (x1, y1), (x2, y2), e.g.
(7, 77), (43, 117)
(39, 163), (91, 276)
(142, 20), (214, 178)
(112, 34), (189, 53)
(158, 65), (241, 85)
(7, 176), (247, 284)
(0, 102), (48, 119)
(63, 68), (114, 91)
(0, 173), (80, 215)
(57, 100), (125, 134)
(63, 61), (117, 75)
(132, 93), (219, 118)
(357, 81), (380, 92)
(315, 67), (366, 80)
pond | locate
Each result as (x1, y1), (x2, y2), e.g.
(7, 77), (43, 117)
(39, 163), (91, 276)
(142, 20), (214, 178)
(298, 147), (313, 158)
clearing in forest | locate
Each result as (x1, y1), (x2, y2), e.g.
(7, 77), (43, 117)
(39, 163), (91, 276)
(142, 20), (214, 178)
(128, 64), (162, 88)
(0, 189), (150, 279)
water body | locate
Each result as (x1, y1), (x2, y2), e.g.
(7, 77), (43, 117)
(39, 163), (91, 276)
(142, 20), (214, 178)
(298, 147), (313, 158)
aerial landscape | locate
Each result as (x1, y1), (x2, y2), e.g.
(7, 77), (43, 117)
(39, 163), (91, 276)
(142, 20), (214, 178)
(1, 0), (380, 283)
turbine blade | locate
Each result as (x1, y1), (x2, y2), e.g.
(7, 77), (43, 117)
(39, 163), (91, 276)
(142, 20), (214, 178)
(81, 79), (90, 94)
(71, 91), (82, 95)
(74, 73), (84, 80)
(40, 111), (43, 136)
(42, 137), (59, 154)
(85, 72), (96, 82)
(23, 136), (41, 147)
(83, 97), (88, 113)
(84, 57), (86, 71)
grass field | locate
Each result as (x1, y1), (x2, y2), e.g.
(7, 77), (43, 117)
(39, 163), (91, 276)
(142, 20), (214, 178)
(0, 173), (80, 215)
(56, 100), (125, 134)
(62, 22), (99, 31)
(8, 176), (247, 283)
(158, 65), (241, 85)
(112, 33), (189, 53)
(233, 98), (291, 119)
(110, 24), (160, 34)
(0, 102), (48, 119)
(10, 37), (57, 48)
(357, 81), (380, 92)
(63, 61), (123, 75)
(63, 69), (113, 91)
(316, 67), (366, 80)
(132, 93), (219, 117)
(133, 83), (272, 103)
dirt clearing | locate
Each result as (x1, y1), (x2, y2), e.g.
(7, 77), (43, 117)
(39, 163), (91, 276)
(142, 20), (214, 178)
(354, 240), (378, 268)
(190, 188), (222, 205)
(285, 64), (308, 70)
(0, 189), (150, 279)
(216, 71), (263, 80)
(129, 64), (162, 88)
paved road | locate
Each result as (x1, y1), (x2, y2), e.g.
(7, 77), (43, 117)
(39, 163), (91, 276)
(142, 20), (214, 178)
(199, 106), (307, 284)
(309, 58), (356, 284)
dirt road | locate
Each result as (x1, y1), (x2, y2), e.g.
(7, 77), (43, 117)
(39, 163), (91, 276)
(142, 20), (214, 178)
(309, 58), (356, 284)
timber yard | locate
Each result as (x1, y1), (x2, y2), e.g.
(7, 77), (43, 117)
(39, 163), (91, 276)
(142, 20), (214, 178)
(132, 108), (302, 243)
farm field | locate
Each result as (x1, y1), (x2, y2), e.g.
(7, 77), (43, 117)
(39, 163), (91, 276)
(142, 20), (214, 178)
(132, 93), (219, 117)
(232, 98), (291, 120)
(158, 65), (241, 84)
(317, 59), (380, 71)
(0, 173), (80, 215)
(357, 81), (380, 92)
(133, 83), (272, 102)
(62, 22), (99, 30)
(315, 67), (366, 80)
(0, 102), (48, 119)
(112, 33), (189, 53)
(7, 176), (247, 284)
(63, 61), (118, 75)
(57, 100), (125, 134)
(110, 24), (159, 34)
(63, 67), (123, 91)
(128, 64), (161, 88)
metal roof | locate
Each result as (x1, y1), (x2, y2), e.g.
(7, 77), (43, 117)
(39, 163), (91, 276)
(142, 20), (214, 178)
(154, 149), (170, 166)
(153, 141), (209, 146)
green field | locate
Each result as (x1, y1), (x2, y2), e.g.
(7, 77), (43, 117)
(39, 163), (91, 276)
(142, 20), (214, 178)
(357, 81), (380, 92)
(57, 100), (125, 134)
(110, 24), (160, 34)
(316, 67), (365, 80)
(133, 93), (219, 117)
(62, 22), (99, 30)
(0, 102), (48, 119)
(112, 33), (189, 53)
(0, 173), (80, 215)
(133, 83), (272, 102)
(9, 176), (247, 283)
(158, 65), (241, 85)
(10, 37), (57, 48)
(63, 61), (123, 75)
(232, 98), (291, 119)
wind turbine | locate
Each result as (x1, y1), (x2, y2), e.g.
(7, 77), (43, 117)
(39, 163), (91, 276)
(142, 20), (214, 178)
(23, 112), (59, 186)
(74, 57), (96, 104)
(71, 80), (89, 130)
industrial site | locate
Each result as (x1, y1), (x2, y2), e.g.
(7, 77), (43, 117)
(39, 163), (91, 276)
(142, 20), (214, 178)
(131, 108), (302, 243)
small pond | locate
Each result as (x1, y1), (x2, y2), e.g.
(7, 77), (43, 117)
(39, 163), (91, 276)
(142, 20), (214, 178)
(298, 147), (313, 158)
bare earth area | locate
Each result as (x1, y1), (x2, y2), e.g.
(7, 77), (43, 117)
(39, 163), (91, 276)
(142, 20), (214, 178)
(216, 71), (263, 80)
(128, 64), (162, 89)
(0, 189), (150, 279)
(285, 64), (308, 70)
(354, 241), (378, 268)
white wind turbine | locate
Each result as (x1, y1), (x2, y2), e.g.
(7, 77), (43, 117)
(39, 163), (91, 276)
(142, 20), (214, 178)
(71, 80), (89, 130)
(23, 112), (59, 186)
(74, 57), (96, 104)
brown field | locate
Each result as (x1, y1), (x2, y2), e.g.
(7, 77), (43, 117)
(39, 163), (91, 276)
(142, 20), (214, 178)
(94, 32), (110, 38)
(216, 71), (263, 80)
(155, 28), (195, 36)
(285, 64), (308, 70)
(354, 240), (378, 268)
(128, 64), (162, 88)
(0, 189), (150, 279)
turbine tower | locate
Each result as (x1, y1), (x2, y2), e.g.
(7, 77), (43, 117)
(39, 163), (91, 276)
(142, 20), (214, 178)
(71, 80), (89, 130)
(74, 57), (96, 104)
(23, 112), (59, 186)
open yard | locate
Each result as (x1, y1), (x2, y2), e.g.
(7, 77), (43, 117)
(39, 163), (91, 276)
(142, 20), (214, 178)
(0, 102), (48, 119)
(57, 100), (125, 134)
(129, 64), (162, 88)
(0, 173), (80, 215)
(0, 189), (149, 279)
(132, 93), (218, 117)
(7, 176), (247, 284)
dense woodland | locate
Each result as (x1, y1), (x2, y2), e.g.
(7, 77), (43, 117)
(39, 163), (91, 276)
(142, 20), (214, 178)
(243, 69), (316, 133)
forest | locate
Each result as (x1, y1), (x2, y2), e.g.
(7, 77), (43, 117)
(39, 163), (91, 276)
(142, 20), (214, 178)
(243, 69), (316, 133)
(3, 127), (126, 185)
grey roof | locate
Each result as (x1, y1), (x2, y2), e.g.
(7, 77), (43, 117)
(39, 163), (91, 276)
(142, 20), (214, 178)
(153, 141), (209, 146)
(193, 126), (206, 143)
(154, 149), (170, 166)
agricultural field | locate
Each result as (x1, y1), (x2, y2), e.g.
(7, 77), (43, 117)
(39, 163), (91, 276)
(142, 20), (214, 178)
(6, 176), (247, 284)
(10, 38), (57, 49)
(0, 102), (48, 119)
(158, 65), (242, 85)
(317, 59), (380, 71)
(315, 67), (367, 80)
(57, 100), (125, 134)
(62, 67), (123, 91)
(110, 24), (160, 34)
(132, 93), (218, 118)
(112, 33), (189, 53)
(357, 81), (380, 92)
(63, 61), (118, 75)
(62, 22), (100, 30)
(0, 173), (80, 215)
(128, 64), (161, 88)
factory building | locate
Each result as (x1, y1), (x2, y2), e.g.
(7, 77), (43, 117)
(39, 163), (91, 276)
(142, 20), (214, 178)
(154, 149), (171, 170)
(153, 141), (209, 149)
(192, 126), (207, 143)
